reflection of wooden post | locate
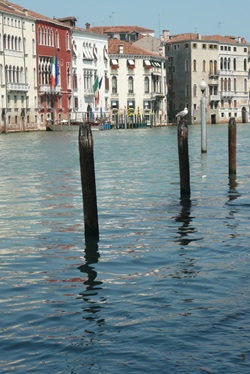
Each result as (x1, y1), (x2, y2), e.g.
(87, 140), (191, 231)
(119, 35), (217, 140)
(79, 123), (99, 238)
(178, 118), (190, 197)
(228, 117), (236, 176)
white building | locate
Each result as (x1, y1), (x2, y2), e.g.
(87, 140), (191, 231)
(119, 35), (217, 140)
(108, 38), (168, 126)
(0, 3), (38, 133)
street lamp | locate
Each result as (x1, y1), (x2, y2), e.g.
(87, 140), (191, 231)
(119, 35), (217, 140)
(199, 79), (207, 153)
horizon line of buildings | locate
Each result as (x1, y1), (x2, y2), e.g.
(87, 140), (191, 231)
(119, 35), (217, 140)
(0, 0), (249, 133)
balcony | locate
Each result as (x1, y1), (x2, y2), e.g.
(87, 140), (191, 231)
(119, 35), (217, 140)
(40, 85), (61, 94)
(221, 91), (234, 98)
(7, 83), (29, 92)
(151, 92), (165, 99)
(210, 94), (220, 101)
(84, 88), (94, 97)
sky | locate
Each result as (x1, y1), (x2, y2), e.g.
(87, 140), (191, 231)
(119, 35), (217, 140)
(10, 0), (250, 41)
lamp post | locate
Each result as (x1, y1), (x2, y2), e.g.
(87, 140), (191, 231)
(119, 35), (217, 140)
(200, 79), (207, 153)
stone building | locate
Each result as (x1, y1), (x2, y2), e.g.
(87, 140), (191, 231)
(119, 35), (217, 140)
(164, 31), (249, 124)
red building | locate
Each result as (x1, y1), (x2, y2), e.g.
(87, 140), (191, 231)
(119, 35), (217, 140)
(33, 14), (72, 125)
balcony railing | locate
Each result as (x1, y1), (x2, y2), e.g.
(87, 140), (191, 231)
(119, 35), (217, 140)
(40, 85), (61, 94)
(7, 83), (29, 92)
(221, 91), (234, 98)
(210, 94), (220, 101)
(84, 88), (94, 97)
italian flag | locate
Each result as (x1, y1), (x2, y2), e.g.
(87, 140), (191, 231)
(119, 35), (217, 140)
(50, 55), (56, 89)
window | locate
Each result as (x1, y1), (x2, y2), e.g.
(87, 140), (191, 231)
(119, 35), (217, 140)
(244, 79), (247, 93)
(112, 76), (117, 94)
(193, 84), (197, 97)
(203, 60), (206, 72)
(244, 59), (247, 71)
(185, 59), (189, 72)
(193, 59), (197, 72)
(128, 76), (134, 94)
(233, 58), (236, 71)
(56, 30), (60, 49)
(185, 84), (189, 97)
(66, 32), (70, 51)
(144, 76), (149, 93)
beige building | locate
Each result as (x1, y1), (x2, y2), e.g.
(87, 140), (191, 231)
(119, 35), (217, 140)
(164, 31), (249, 124)
(108, 38), (168, 126)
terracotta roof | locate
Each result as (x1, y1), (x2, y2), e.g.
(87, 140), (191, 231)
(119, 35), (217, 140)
(88, 25), (154, 35)
(167, 32), (246, 44)
(0, 0), (71, 28)
(108, 38), (164, 58)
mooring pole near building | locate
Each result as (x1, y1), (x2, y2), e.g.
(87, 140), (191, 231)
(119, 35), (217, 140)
(79, 123), (99, 238)
(178, 118), (190, 197)
(228, 117), (236, 176)
(200, 79), (207, 153)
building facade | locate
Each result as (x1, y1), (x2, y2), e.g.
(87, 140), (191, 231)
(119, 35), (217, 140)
(0, 4), (38, 133)
(70, 25), (109, 122)
(108, 38), (168, 126)
(35, 17), (72, 127)
(164, 31), (249, 124)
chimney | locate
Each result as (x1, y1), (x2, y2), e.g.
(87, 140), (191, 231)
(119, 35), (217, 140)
(161, 30), (170, 42)
(85, 22), (90, 30)
(197, 33), (201, 40)
(118, 44), (124, 54)
(23, 8), (28, 16)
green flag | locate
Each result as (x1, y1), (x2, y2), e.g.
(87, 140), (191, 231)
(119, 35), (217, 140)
(93, 76), (99, 93)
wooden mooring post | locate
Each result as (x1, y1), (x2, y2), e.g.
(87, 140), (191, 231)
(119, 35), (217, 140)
(79, 123), (99, 238)
(178, 119), (190, 197)
(228, 117), (236, 176)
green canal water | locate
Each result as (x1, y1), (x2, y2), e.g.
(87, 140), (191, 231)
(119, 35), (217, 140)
(0, 125), (250, 373)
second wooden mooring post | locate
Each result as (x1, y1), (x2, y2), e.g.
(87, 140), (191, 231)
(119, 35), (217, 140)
(178, 119), (190, 197)
(228, 117), (236, 176)
(79, 123), (99, 238)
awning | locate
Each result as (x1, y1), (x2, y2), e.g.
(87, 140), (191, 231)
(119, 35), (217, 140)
(128, 59), (135, 66)
(144, 60), (151, 66)
(111, 59), (119, 66)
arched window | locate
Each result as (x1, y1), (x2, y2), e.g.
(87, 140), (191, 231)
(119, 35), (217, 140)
(67, 67), (71, 88)
(224, 78), (228, 91)
(228, 78), (231, 91)
(193, 59), (197, 72)
(244, 78), (247, 93)
(221, 78), (223, 91)
(128, 76), (134, 94)
(234, 78), (237, 92)
(228, 58), (231, 70)
(193, 84), (197, 97)
(144, 76), (149, 93)
(233, 58), (236, 71)
(32, 39), (35, 55)
(244, 58), (247, 71)
(56, 30), (60, 49)
(51, 30), (54, 47)
(209, 60), (213, 75)
(214, 60), (217, 75)
(224, 58), (227, 70)
(112, 76), (117, 94)
(66, 31), (70, 50)
(220, 57), (223, 70)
